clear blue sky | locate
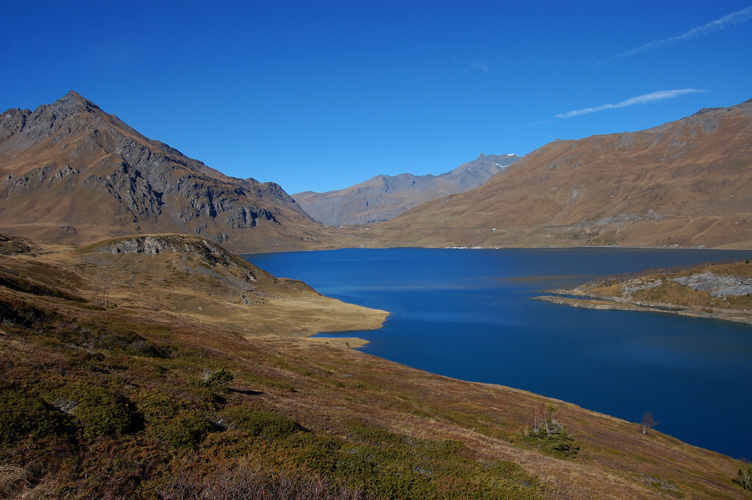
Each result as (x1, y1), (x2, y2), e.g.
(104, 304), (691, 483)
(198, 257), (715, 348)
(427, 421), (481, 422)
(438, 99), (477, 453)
(2, 1), (751, 194)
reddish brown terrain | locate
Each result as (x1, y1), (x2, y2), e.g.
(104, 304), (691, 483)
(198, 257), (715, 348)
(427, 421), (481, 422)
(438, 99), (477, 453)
(1, 233), (750, 499)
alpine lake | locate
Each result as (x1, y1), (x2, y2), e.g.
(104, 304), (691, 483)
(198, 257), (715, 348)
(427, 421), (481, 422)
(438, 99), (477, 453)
(245, 247), (752, 459)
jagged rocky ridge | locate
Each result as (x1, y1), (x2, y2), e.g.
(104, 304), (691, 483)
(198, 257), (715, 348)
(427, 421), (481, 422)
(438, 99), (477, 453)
(0, 91), (327, 252)
(294, 153), (520, 226)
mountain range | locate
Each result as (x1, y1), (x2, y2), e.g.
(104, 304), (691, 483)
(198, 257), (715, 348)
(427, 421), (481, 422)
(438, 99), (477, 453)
(0, 91), (333, 252)
(293, 153), (519, 226)
(2, 93), (752, 252)
(364, 98), (752, 249)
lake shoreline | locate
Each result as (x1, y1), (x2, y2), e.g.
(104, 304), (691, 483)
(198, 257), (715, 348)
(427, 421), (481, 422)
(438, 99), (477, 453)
(535, 293), (752, 326)
(244, 246), (752, 459)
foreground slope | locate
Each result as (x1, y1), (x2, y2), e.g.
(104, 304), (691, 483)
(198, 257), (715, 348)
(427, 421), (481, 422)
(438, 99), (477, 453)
(366, 98), (752, 249)
(0, 233), (749, 499)
(294, 153), (519, 226)
(0, 91), (339, 252)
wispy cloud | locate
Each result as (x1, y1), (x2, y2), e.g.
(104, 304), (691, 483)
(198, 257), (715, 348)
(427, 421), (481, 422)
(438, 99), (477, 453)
(470, 60), (489, 72)
(555, 89), (705, 119)
(595, 6), (752, 65)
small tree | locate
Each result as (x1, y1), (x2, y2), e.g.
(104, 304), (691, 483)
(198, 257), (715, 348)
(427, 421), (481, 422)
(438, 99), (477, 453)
(200, 368), (234, 389)
(640, 411), (657, 435)
(735, 462), (752, 491)
(524, 403), (579, 458)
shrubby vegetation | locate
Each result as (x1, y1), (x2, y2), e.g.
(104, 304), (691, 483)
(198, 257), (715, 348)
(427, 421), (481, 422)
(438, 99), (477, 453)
(735, 462), (752, 491)
(60, 385), (142, 439)
(0, 299), (545, 500)
(222, 407), (303, 438)
(522, 404), (579, 458)
(161, 465), (374, 500)
(0, 383), (75, 442)
(139, 391), (213, 448)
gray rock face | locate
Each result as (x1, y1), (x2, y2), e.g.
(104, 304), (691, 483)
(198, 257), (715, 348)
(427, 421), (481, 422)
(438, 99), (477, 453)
(672, 272), (752, 297)
(97, 235), (197, 256)
(294, 153), (520, 226)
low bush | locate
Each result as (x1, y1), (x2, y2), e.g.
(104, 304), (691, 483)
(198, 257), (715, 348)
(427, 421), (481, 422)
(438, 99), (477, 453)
(64, 386), (142, 439)
(0, 383), (75, 443)
(292, 421), (543, 499)
(138, 391), (212, 448)
(161, 465), (373, 500)
(196, 368), (234, 389)
(735, 462), (752, 491)
(153, 410), (213, 448)
(223, 407), (303, 439)
(522, 405), (579, 459)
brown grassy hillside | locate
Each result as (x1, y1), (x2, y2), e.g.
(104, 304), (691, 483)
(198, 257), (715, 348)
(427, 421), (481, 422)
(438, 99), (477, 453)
(1, 234), (750, 499)
(364, 98), (752, 249)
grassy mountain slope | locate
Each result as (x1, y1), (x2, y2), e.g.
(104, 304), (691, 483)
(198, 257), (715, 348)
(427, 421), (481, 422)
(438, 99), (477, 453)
(363, 98), (752, 249)
(0, 234), (749, 499)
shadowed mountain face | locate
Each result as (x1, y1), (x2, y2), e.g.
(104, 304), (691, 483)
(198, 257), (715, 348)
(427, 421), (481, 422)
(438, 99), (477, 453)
(293, 153), (520, 226)
(367, 98), (752, 249)
(0, 91), (329, 252)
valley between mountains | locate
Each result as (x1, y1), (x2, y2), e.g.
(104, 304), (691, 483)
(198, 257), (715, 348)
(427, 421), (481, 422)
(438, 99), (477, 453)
(2, 92), (752, 499)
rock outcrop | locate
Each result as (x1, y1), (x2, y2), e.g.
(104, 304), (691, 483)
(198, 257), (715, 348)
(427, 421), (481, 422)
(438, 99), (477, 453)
(672, 272), (752, 297)
(538, 260), (752, 325)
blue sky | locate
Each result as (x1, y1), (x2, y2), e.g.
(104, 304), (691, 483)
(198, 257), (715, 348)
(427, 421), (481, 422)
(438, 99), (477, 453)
(2, 1), (751, 194)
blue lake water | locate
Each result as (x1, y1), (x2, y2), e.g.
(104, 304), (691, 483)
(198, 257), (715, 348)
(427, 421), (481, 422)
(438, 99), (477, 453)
(244, 247), (752, 459)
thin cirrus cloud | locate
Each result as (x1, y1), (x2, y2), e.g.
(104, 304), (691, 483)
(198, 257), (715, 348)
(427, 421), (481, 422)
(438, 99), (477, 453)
(595, 5), (752, 65)
(470, 60), (490, 72)
(556, 89), (705, 119)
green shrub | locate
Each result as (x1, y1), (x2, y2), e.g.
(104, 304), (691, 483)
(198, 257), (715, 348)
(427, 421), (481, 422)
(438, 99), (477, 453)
(223, 407), (303, 439)
(152, 410), (213, 448)
(138, 391), (182, 421)
(522, 405), (579, 459)
(68, 387), (142, 439)
(0, 384), (75, 442)
(735, 462), (752, 491)
(196, 368), (234, 389)
(138, 391), (212, 448)
(93, 330), (170, 358)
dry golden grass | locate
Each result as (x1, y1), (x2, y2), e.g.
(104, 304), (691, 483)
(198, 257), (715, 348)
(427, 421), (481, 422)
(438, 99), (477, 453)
(0, 234), (388, 340)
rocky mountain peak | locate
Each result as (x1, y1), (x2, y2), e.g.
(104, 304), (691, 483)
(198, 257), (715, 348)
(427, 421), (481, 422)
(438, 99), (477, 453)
(0, 92), (325, 252)
(0, 90), (113, 147)
(59, 89), (98, 110)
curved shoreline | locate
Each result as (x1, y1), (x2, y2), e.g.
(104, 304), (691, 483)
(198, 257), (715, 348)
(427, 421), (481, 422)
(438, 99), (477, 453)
(535, 293), (752, 326)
